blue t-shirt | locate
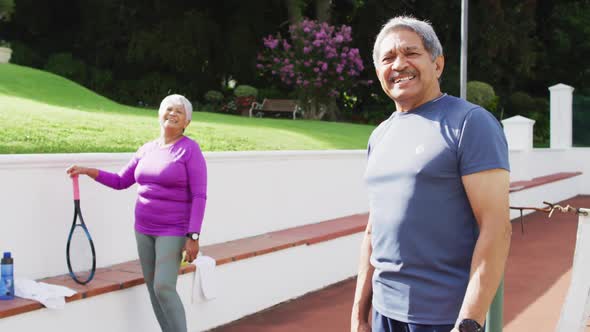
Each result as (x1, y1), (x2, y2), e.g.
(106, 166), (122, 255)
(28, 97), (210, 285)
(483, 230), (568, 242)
(365, 94), (509, 324)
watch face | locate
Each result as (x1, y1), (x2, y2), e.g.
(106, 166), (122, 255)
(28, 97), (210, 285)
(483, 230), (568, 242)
(191, 233), (199, 240)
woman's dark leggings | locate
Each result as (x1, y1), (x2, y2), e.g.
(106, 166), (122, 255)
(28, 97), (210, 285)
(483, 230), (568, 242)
(135, 231), (187, 332)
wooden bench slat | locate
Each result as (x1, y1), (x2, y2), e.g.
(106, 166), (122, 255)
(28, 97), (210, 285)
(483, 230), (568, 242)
(250, 98), (301, 119)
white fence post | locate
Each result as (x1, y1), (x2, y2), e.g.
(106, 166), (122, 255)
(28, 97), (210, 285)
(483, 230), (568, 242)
(502, 115), (535, 151)
(555, 208), (590, 332)
(549, 83), (575, 149)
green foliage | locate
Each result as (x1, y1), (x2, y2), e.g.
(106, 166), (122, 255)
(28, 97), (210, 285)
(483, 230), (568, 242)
(258, 87), (288, 100)
(573, 94), (590, 146)
(529, 97), (550, 146)
(1, 0), (589, 119)
(44, 53), (87, 85)
(466, 81), (499, 117)
(204, 90), (224, 104)
(508, 91), (535, 114)
(0, 0), (14, 21)
(234, 85), (258, 98)
(8, 41), (42, 67)
(540, 2), (590, 95)
(86, 66), (113, 95)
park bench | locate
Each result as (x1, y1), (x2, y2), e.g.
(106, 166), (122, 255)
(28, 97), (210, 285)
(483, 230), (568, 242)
(249, 98), (302, 119)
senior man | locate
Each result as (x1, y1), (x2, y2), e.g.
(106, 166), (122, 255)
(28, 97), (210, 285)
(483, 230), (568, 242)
(351, 16), (511, 332)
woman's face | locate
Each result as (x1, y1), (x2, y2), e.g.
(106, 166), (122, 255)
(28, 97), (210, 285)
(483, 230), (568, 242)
(159, 104), (189, 131)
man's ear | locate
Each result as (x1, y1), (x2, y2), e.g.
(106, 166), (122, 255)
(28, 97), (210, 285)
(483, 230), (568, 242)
(435, 55), (445, 79)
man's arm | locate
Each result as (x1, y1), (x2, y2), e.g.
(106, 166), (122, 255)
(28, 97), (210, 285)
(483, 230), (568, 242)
(456, 168), (512, 328)
(351, 217), (374, 332)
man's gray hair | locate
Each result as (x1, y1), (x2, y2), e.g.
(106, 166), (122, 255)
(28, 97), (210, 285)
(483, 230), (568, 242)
(159, 94), (193, 122)
(372, 16), (443, 66)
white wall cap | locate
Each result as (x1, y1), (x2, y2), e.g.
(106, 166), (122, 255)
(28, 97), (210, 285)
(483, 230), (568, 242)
(548, 83), (575, 92)
(502, 115), (536, 124)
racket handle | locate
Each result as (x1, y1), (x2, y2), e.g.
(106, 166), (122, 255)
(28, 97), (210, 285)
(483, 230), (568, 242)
(72, 175), (80, 200)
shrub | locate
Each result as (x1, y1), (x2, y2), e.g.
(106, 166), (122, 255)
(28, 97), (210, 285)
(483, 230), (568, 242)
(87, 66), (114, 94)
(9, 41), (43, 67)
(44, 53), (87, 84)
(204, 90), (224, 104)
(530, 97), (550, 146)
(258, 86), (287, 100)
(466, 81), (499, 117)
(508, 91), (536, 114)
(234, 85), (258, 98)
(135, 72), (179, 107)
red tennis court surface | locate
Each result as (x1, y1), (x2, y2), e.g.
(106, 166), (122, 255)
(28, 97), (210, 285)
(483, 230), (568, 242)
(211, 196), (590, 332)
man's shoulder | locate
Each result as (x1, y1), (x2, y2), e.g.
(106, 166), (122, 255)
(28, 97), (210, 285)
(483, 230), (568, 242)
(435, 94), (490, 123)
(438, 94), (481, 112)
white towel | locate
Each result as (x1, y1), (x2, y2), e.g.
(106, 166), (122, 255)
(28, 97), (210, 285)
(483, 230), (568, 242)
(191, 254), (217, 303)
(15, 279), (77, 309)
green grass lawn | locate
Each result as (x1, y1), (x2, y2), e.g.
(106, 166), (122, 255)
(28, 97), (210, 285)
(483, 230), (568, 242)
(0, 64), (376, 153)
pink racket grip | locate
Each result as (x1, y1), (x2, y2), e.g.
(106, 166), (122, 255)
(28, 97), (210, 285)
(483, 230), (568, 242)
(72, 175), (80, 200)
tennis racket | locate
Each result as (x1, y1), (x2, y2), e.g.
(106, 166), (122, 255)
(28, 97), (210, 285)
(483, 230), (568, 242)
(66, 175), (97, 285)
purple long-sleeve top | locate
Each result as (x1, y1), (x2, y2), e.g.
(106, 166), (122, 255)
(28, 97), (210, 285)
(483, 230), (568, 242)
(95, 136), (207, 236)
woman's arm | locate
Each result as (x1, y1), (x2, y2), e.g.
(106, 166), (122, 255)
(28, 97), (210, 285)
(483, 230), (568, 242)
(66, 148), (142, 190)
(186, 144), (208, 234)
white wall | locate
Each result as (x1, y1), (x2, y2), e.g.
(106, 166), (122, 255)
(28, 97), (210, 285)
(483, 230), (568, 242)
(0, 151), (369, 280)
(0, 233), (363, 332)
(0, 148), (588, 280)
(1, 148), (589, 331)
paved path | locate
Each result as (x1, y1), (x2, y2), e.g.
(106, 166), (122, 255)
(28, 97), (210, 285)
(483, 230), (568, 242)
(212, 196), (590, 332)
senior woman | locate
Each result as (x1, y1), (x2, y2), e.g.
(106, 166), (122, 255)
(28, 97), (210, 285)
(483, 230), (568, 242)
(66, 94), (207, 332)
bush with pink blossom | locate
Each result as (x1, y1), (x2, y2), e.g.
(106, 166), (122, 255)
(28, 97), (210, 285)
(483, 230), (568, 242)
(257, 19), (371, 119)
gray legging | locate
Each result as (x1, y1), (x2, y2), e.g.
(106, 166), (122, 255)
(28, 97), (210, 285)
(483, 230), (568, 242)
(135, 231), (187, 332)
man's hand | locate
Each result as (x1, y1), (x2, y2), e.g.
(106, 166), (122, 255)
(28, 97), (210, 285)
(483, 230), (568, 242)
(350, 318), (371, 332)
(351, 217), (374, 332)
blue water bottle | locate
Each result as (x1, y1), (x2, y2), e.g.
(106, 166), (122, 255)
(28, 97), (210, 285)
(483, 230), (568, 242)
(0, 252), (15, 300)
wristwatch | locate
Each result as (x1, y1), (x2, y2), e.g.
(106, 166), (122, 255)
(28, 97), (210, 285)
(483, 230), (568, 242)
(458, 319), (483, 332)
(187, 233), (200, 241)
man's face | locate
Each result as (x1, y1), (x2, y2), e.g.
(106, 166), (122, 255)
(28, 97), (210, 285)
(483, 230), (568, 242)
(375, 28), (444, 111)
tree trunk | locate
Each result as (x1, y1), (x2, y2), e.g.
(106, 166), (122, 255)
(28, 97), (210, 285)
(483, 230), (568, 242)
(285, 0), (303, 26)
(302, 97), (340, 120)
(315, 0), (332, 23)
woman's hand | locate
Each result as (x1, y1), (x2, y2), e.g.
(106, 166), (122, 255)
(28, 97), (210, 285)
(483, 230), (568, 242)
(66, 165), (99, 179)
(183, 238), (199, 263)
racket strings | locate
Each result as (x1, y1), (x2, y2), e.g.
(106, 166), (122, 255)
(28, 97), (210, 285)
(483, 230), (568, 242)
(68, 225), (95, 279)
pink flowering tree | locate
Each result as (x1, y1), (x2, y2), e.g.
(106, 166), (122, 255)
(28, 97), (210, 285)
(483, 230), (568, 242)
(257, 19), (370, 119)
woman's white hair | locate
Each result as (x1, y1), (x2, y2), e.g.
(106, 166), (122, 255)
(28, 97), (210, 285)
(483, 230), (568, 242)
(372, 16), (443, 66)
(158, 94), (193, 122)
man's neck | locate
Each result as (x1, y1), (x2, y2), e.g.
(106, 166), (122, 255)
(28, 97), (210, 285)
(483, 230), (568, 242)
(395, 90), (443, 113)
